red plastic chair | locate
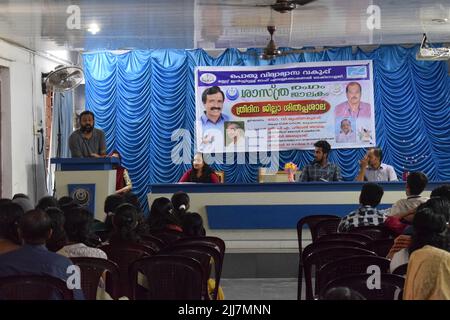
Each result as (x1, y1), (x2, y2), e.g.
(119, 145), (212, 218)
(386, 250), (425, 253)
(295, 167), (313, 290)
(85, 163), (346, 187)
(70, 257), (120, 300)
(392, 263), (408, 276)
(317, 233), (373, 244)
(317, 255), (391, 295)
(129, 255), (205, 300)
(303, 246), (377, 300)
(348, 225), (394, 240)
(100, 242), (157, 298)
(0, 275), (73, 300)
(296, 215), (340, 299)
(319, 273), (405, 300)
(368, 238), (395, 257)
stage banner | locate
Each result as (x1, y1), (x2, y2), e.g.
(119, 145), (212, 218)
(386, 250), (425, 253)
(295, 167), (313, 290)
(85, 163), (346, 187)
(195, 60), (375, 153)
(68, 183), (96, 215)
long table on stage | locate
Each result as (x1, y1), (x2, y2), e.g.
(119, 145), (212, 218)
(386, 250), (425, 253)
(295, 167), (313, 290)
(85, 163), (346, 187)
(148, 181), (440, 252)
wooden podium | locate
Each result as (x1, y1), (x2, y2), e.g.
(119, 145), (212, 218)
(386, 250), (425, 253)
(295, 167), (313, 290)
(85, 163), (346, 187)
(51, 158), (119, 221)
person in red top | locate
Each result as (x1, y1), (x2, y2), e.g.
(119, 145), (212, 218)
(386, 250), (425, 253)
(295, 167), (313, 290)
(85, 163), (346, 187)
(179, 153), (220, 183)
(110, 150), (132, 194)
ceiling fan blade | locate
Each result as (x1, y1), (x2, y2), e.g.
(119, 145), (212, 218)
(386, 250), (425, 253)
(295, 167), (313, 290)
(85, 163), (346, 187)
(197, 2), (270, 7)
(292, 0), (318, 5)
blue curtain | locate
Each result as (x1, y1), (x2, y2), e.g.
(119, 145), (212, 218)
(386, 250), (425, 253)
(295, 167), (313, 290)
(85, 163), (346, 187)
(83, 46), (450, 214)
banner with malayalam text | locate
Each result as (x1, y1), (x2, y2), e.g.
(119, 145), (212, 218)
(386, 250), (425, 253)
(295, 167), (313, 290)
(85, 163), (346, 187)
(195, 60), (375, 153)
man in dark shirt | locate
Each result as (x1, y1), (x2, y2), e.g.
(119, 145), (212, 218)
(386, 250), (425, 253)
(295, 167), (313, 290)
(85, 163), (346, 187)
(0, 210), (84, 299)
(69, 110), (106, 158)
(300, 140), (342, 182)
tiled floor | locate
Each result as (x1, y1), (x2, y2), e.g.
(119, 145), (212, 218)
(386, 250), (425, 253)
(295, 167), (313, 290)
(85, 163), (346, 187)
(220, 278), (299, 300)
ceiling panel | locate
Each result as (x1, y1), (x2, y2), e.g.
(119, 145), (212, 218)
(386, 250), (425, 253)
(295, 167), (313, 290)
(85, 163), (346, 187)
(0, 0), (448, 52)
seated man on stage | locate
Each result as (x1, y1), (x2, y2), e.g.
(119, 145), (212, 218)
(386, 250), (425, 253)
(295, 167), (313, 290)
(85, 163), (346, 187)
(356, 147), (398, 182)
(299, 140), (342, 182)
(69, 110), (107, 158)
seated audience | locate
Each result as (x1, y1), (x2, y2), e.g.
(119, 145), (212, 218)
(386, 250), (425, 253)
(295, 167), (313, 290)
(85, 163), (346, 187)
(179, 153), (220, 183)
(389, 197), (450, 273)
(0, 210), (84, 299)
(0, 202), (24, 255)
(12, 196), (34, 213)
(58, 207), (107, 259)
(387, 185), (450, 258)
(147, 197), (182, 233)
(109, 203), (144, 245)
(102, 194), (126, 239)
(171, 191), (190, 219)
(384, 172), (429, 235)
(36, 196), (59, 211)
(356, 147), (398, 182)
(45, 207), (67, 252)
(180, 212), (206, 237)
(338, 183), (388, 232)
(403, 245), (450, 300)
(57, 196), (77, 209)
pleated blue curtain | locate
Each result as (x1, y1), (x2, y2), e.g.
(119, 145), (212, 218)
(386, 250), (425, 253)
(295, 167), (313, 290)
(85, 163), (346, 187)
(83, 46), (450, 214)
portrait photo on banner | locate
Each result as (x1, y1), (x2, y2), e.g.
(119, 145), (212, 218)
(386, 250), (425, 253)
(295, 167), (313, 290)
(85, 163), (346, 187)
(195, 61), (376, 153)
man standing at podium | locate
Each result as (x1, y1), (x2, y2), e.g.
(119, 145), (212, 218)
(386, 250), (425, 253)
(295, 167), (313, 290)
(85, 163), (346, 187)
(69, 111), (107, 158)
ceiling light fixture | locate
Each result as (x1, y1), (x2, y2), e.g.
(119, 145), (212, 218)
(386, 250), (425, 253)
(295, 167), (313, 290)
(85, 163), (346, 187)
(87, 23), (100, 35)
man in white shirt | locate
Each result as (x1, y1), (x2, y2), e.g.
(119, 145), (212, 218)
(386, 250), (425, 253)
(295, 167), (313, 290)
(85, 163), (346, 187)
(356, 147), (398, 182)
(389, 171), (429, 217)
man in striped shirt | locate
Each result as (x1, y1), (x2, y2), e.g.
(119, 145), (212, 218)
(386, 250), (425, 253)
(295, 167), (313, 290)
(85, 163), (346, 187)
(338, 183), (388, 232)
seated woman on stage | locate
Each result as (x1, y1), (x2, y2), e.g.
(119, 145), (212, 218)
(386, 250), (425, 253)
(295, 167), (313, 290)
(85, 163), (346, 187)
(179, 153), (220, 183)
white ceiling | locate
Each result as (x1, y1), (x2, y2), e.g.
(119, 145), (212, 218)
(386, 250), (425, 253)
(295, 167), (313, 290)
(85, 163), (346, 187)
(0, 0), (449, 53)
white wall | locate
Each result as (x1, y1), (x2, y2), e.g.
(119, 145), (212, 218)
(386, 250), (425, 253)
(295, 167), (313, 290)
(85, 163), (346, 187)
(0, 39), (72, 203)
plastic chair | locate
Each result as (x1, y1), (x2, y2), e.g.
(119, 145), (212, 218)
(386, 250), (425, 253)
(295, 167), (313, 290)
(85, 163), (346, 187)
(296, 214), (339, 299)
(314, 218), (342, 240)
(317, 233), (373, 244)
(317, 255), (391, 295)
(0, 275), (73, 300)
(303, 246), (377, 300)
(159, 246), (213, 300)
(162, 242), (223, 300)
(150, 230), (184, 245)
(392, 263), (408, 276)
(129, 255), (205, 300)
(348, 225), (394, 240)
(70, 257), (120, 300)
(368, 238), (395, 257)
(140, 234), (165, 251)
(319, 273), (405, 300)
(100, 242), (157, 298)
(170, 236), (226, 260)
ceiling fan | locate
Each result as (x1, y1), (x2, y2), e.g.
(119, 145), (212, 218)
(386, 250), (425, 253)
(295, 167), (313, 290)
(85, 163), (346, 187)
(258, 25), (326, 60)
(41, 65), (84, 94)
(198, 0), (320, 13)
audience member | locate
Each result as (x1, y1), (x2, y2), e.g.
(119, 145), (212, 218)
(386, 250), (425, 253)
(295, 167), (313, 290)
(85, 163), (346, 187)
(0, 210), (84, 299)
(0, 202), (24, 255)
(389, 197), (450, 272)
(109, 203), (144, 245)
(338, 183), (388, 232)
(147, 197), (182, 233)
(171, 191), (190, 219)
(180, 212), (206, 237)
(58, 207), (106, 258)
(36, 196), (59, 211)
(12, 196), (34, 213)
(45, 207), (67, 252)
(403, 245), (450, 300)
